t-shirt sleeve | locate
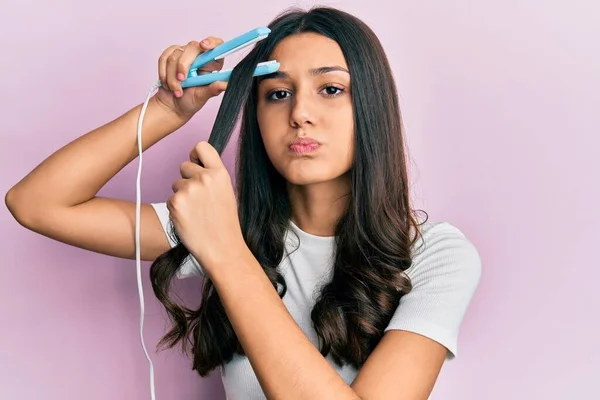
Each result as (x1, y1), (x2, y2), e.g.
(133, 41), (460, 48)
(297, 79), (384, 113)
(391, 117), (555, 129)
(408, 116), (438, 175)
(150, 202), (204, 279)
(384, 222), (482, 359)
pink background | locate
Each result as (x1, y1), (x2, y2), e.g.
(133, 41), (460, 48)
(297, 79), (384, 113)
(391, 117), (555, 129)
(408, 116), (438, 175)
(1, 0), (598, 399)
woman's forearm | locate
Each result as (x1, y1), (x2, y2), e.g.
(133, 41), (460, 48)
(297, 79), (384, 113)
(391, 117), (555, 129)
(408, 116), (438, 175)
(208, 248), (360, 400)
(6, 96), (185, 211)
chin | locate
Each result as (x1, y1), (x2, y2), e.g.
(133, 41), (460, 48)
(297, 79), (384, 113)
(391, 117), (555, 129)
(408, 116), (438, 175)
(281, 167), (348, 187)
(285, 175), (330, 186)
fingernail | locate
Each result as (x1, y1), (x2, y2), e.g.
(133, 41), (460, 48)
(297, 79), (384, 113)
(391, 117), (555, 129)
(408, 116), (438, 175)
(174, 90), (181, 97)
(201, 39), (209, 46)
(177, 72), (185, 81)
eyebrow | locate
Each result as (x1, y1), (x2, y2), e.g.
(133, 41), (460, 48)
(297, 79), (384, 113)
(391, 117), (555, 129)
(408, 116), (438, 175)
(258, 65), (350, 83)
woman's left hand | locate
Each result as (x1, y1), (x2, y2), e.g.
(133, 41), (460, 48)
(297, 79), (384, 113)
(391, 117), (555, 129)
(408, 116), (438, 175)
(167, 141), (246, 272)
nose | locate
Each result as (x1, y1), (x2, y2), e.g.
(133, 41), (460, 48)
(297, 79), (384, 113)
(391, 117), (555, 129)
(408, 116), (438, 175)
(289, 89), (315, 130)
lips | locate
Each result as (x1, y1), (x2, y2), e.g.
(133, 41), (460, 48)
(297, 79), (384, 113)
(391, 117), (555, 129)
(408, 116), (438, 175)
(289, 138), (320, 154)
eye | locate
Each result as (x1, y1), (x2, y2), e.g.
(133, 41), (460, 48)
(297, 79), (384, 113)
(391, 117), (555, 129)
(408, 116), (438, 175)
(265, 85), (346, 102)
(321, 86), (345, 97)
(266, 90), (291, 101)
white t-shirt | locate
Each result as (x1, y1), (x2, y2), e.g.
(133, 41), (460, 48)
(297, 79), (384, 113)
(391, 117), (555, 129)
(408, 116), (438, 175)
(151, 203), (481, 399)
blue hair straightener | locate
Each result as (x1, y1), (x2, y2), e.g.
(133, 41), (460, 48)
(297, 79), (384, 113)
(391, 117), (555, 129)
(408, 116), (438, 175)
(180, 27), (279, 88)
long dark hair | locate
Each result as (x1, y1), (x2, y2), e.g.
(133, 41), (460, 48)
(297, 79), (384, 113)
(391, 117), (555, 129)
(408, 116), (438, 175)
(150, 6), (427, 376)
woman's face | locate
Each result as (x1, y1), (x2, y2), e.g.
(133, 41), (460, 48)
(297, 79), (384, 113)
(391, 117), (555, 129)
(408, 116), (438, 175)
(256, 33), (354, 186)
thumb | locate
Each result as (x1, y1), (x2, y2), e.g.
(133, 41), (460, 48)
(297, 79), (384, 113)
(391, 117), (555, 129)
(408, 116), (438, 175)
(192, 81), (227, 108)
(193, 141), (224, 169)
(210, 80), (228, 95)
(203, 81), (227, 99)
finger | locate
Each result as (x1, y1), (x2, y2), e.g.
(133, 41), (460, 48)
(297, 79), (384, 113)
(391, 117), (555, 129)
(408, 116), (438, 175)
(189, 79), (228, 111)
(166, 43), (196, 97)
(197, 58), (225, 74)
(173, 40), (204, 83)
(197, 37), (225, 74)
(193, 141), (223, 169)
(159, 45), (180, 91)
(200, 81), (228, 100)
(171, 178), (188, 193)
(180, 160), (203, 179)
(166, 38), (225, 97)
(189, 146), (201, 165)
(199, 36), (224, 51)
(211, 81), (228, 94)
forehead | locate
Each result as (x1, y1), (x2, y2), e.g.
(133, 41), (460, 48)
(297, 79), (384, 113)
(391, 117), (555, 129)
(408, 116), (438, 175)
(267, 32), (348, 71)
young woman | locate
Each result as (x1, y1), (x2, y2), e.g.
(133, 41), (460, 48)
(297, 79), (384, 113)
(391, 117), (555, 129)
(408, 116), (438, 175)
(5, 6), (481, 400)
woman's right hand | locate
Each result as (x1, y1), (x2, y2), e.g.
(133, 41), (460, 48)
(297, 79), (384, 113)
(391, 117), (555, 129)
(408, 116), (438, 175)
(154, 37), (228, 121)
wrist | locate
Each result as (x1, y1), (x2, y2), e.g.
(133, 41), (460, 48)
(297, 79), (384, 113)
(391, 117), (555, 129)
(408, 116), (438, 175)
(150, 94), (191, 128)
(200, 241), (256, 280)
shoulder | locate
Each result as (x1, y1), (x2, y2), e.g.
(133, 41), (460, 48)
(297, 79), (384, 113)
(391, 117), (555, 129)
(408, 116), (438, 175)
(407, 220), (482, 288)
(383, 219), (482, 358)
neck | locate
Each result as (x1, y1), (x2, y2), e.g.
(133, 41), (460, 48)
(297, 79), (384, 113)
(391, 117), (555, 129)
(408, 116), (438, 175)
(287, 174), (351, 237)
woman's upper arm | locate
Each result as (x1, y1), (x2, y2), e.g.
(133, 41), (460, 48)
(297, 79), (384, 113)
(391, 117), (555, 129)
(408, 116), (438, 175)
(351, 222), (482, 399)
(14, 197), (205, 278)
(18, 196), (171, 261)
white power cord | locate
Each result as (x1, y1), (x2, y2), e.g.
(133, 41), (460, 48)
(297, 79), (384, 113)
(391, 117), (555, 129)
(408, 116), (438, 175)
(134, 79), (163, 400)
